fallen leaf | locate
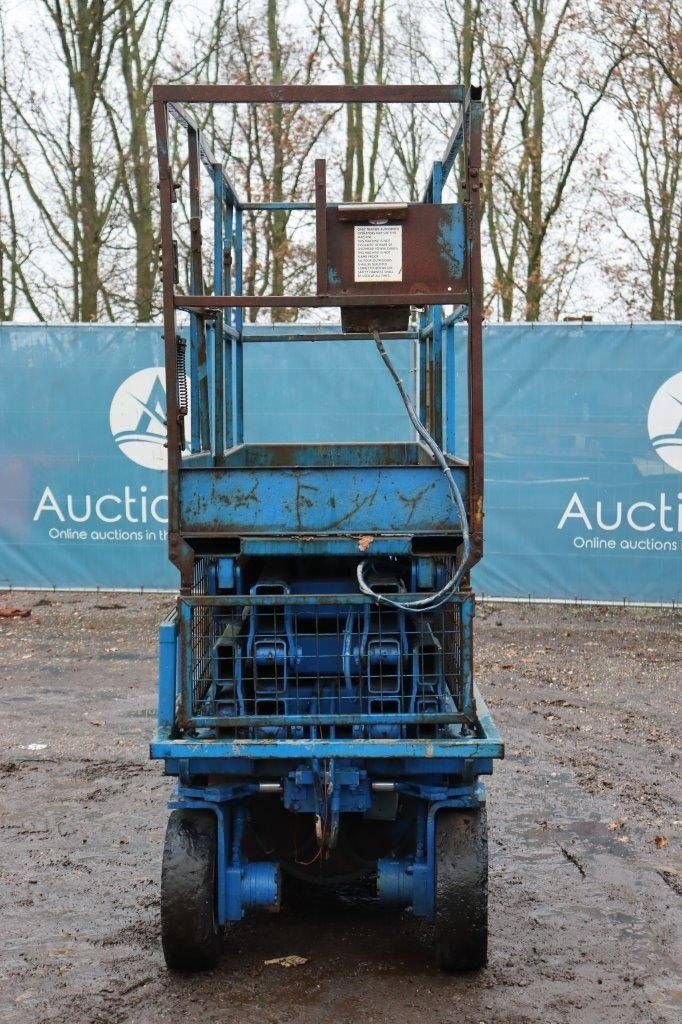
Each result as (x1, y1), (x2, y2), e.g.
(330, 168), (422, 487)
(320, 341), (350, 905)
(608, 818), (627, 831)
(0, 607), (30, 619)
(264, 955), (308, 968)
(654, 836), (669, 849)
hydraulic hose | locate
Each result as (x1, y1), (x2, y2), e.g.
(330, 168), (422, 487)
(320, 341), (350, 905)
(356, 331), (472, 613)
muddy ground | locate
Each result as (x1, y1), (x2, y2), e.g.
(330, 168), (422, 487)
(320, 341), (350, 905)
(0, 592), (679, 1024)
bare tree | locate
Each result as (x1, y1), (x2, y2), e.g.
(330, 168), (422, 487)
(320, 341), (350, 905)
(505, 1), (631, 319)
(103, 0), (172, 321)
(631, 0), (681, 91)
(41, 0), (124, 320)
(3, 1), (124, 320)
(597, 0), (681, 319)
(209, 0), (335, 321)
(312, 0), (387, 201)
(0, 8), (44, 319)
(444, 0), (632, 320)
(383, 9), (432, 200)
(0, 0), (678, 325)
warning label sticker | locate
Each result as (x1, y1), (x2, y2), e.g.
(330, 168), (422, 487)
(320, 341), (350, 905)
(354, 224), (403, 282)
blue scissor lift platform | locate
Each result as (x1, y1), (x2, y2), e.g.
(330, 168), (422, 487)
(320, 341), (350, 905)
(150, 83), (503, 973)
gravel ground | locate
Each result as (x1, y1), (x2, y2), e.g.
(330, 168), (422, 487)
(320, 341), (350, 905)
(0, 592), (679, 1024)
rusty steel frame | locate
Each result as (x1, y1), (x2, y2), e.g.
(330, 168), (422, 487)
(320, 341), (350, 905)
(153, 83), (485, 582)
(155, 84), (466, 104)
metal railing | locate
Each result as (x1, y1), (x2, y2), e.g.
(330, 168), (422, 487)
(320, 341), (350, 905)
(153, 84), (485, 587)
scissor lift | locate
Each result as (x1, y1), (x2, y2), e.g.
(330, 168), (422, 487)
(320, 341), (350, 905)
(150, 84), (503, 972)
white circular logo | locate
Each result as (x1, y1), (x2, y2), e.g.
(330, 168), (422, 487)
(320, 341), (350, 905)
(110, 367), (168, 470)
(648, 371), (682, 472)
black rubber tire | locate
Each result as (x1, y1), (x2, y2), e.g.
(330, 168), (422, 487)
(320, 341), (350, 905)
(433, 805), (488, 972)
(161, 809), (224, 971)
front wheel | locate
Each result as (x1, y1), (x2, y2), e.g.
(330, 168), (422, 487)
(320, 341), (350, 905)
(433, 805), (488, 972)
(161, 809), (224, 971)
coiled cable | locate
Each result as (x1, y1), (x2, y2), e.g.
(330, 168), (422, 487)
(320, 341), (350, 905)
(356, 331), (472, 613)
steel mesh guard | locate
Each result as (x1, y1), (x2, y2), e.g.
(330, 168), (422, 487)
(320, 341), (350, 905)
(178, 583), (474, 739)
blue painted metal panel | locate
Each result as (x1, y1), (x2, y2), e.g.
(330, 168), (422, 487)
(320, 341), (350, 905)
(178, 465), (467, 535)
(150, 734), (504, 761)
(157, 614), (177, 739)
(162, 757), (495, 778)
(438, 198), (464, 278)
(239, 537), (413, 555)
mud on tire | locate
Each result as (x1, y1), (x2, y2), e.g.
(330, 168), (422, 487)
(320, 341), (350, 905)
(433, 805), (488, 972)
(161, 809), (223, 971)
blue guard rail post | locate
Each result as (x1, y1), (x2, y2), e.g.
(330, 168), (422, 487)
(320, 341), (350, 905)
(150, 82), (503, 973)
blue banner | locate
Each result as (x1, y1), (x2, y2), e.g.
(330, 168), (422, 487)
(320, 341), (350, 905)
(0, 324), (171, 589)
(0, 322), (679, 602)
(469, 323), (681, 603)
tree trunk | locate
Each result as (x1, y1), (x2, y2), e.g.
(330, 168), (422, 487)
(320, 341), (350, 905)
(524, 2), (546, 321)
(118, 0), (162, 322)
(47, 0), (115, 322)
(674, 215), (682, 319)
(77, 103), (99, 321)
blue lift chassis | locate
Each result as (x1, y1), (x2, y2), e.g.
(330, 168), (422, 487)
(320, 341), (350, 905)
(150, 82), (503, 972)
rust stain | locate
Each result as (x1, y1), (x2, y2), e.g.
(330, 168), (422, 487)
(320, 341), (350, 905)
(358, 534), (374, 552)
(323, 482), (380, 531)
(233, 483), (259, 508)
(212, 482), (258, 509)
(396, 483), (434, 524)
(294, 480), (319, 529)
